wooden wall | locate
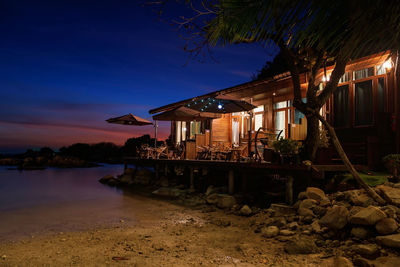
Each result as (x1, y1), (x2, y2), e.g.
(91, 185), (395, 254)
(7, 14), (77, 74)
(211, 114), (231, 145)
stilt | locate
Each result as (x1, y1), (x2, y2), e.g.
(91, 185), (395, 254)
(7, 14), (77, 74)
(285, 176), (294, 205)
(164, 164), (168, 176)
(155, 164), (159, 180)
(228, 170), (234, 195)
(190, 167), (195, 190)
(124, 161), (128, 171)
(241, 172), (247, 193)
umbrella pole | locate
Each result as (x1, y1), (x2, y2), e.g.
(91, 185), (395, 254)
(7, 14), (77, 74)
(154, 120), (158, 148)
(209, 119), (213, 146)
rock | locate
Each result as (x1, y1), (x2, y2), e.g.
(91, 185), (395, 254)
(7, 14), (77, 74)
(261, 226), (279, 238)
(205, 185), (225, 196)
(124, 168), (135, 175)
(333, 256), (354, 267)
(352, 244), (379, 259)
(106, 178), (121, 187)
(353, 257), (373, 267)
(351, 227), (371, 239)
(350, 206), (387, 225)
(152, 187), (184, 198)
(349, 206), (364, 217)
(159, 177), (169, 187)
(271, 217), (286, 228)
(270, 203), (296, 215)
(239, 205), (252, 216)
(301, 215), (314, 224)
(216, 194), (237, 209)
(312, 206), (327, 217)
(311, 221), (322, 233)
(298, 207), (314, 217)
(381, 205), (399, 219)
(306, 187), (326, 202)
(99, 175), (114, 184)
(319, 197), (331, 207)
(298, 191), (307, 200)
(376, 185), (400, 207)
(132, 169), (153, 185)
(119, 173), (133, 185)
(375, 218), (398, 235)
(287, 222), (299, 230)
(319, 205), (349, 230)
(376, 233), (400, 248)
(206, 193), (219, 205)
(299, 199), (318, 210)
(284, 237), (317, 254)
(1, 255), (6, 260)
(280, 230), (295, 236)
(373, 256), (400, 267)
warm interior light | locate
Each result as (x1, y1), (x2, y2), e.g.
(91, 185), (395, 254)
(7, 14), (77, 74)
(322, 75), (330, 82)
(218, 104), (223, 109)
(272, 92), (276, 96)
(383, 59), (393, 70)
(182, 127), (187, 131)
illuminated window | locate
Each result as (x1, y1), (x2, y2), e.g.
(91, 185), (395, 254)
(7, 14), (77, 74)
(254, 113), (263, 131)
(253, 105), (264, 112)
(353, 67), (374, 80)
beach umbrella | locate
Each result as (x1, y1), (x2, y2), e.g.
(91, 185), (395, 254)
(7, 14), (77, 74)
(106, 113), (152, 126)
(106, 113), (158, 147)
(152, 106), (221, 121)
(185, 95), (256, 113)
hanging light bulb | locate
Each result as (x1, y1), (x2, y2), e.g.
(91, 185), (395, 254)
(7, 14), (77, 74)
(218, 104), (223, 109)
(383, 59), (393, 71)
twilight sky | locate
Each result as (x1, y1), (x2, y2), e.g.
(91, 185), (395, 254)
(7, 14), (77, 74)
(0, 0), (275, 153)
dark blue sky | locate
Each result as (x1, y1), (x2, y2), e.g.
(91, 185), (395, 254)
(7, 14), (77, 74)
(0, 0), (275, 153)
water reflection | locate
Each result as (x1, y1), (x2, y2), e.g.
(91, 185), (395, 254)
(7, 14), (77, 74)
(0, 165), (144, 241)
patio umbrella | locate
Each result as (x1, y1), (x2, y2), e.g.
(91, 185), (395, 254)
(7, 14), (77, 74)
(185, 95), (256, 113)
(106, 113), (157, 147)
(106, 113), (152, 126)
(152, 106), (221, 121)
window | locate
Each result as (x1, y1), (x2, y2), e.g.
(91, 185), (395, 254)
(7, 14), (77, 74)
(376, 64), (387, 75)
(254, 113), (263, 131)
(353, 67), (374, 80)
(274, 101), (289, 109)
(253, 105), (264, 112)
(189, 121), (201, 139)
(333, 85), (349, 127)
(181, 122), (187, 141)
(355, 80), (373, 126)
(378, 78), (385, 112)
(175, 121), (181, 144)
(339, 72), (350, 83)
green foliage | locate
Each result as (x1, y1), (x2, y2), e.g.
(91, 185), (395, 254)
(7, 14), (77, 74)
(317, 126), (330, 148)
(272, 138), (299, 155)
(335, 171), (388, 187)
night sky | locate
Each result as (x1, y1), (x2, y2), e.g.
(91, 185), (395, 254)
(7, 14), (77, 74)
(0, 0), (275, 153)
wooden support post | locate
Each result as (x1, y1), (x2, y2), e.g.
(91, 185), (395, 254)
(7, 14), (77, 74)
(285, 176), (294, 205)
(190, 167), (195, 190)
(241, 172), (247, 193)
(228, 170), (234, 195)
(155, 164), (159, 180)
(164, 164), (168, 176)
(124, 161), (128, 171)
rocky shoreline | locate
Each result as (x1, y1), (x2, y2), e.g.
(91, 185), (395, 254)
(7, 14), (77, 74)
(0, 156), (99, 170)
(99, 168), (400, 266)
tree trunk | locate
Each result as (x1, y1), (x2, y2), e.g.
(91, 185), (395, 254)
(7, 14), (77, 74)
(316, 114), (386, 205)
(304, 114), (320, 161)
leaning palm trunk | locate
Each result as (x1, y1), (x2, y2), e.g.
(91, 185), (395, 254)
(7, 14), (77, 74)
(315, 113), (386, 205)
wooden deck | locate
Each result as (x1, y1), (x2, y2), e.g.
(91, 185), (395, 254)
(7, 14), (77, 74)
(124, 157), (367, 204)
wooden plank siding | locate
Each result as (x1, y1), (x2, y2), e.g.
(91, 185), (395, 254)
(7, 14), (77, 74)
(211, 114), (231, 146)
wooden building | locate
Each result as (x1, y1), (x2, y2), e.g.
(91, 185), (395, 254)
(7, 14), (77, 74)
(149, 52), (400, 169)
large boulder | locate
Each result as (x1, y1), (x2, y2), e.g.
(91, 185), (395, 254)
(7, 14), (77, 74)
(133, 169), (154, 185)
(284, 237), (318, 254)
(299, 199), (318, 210)
(349, 206), (387, 225)
(319, 205), (349, 230)
(216, 194), (237, 209)
(351, 244), (379, 259)
(373, 257), (400, 267)
(375, 218), (398, 235)
(333, 256), (354, 267)
(377, 185), (400, 207)
(376, 233), (400, 248)
(351, 227), (372, 239)
(99, 174), (114, 184)
(306, 187), (326, 202)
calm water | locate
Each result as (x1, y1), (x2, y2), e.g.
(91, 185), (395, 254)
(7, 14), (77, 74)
(0, 164), (145, 241)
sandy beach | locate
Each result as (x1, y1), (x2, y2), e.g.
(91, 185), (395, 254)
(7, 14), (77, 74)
(0, 194), (332, 267)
